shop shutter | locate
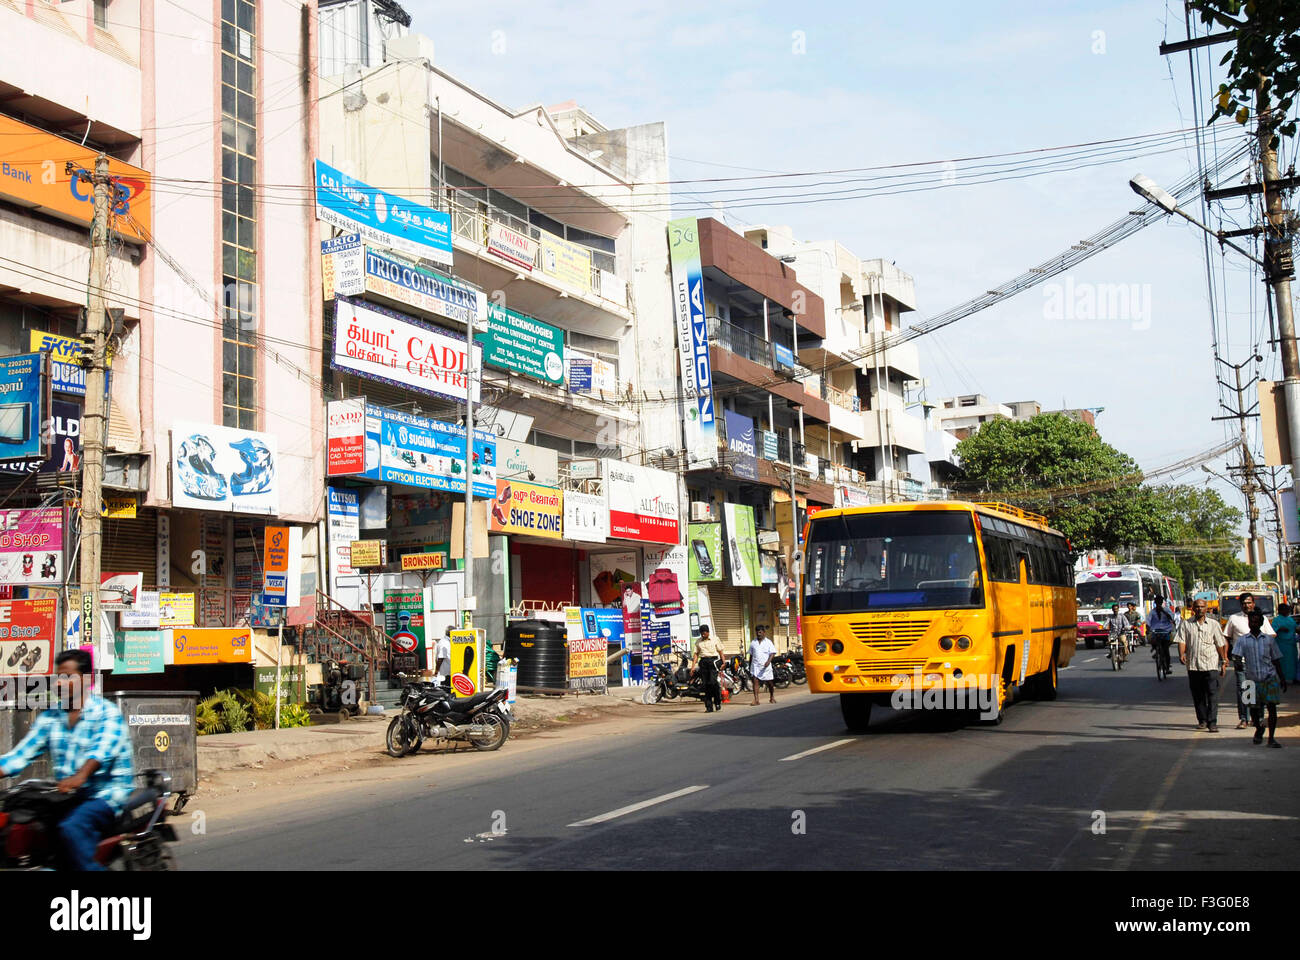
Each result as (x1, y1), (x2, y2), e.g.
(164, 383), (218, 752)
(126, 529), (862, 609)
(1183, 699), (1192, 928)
(101, 510), (159, 589)
(705, 583), (745, 651)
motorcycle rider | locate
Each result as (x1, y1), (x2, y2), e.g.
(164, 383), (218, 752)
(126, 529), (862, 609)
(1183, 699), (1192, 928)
(0, 650), (134, 870)
(1106, 604), (1131, 662)
(1125, 602), (1144, 645)
(1146, 596), (1179, 674)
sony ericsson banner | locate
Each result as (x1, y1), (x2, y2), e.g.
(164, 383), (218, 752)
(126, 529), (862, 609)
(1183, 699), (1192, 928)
(362, 402), (496, 498)
(314, 159), (453, 266)
(668, 218), (717, 469)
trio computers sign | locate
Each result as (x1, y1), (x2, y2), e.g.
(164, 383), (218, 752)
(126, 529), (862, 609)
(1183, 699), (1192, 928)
(668, 218), (717, 469)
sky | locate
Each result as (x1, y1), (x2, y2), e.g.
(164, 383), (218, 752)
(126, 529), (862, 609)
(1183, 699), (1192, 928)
(406, 0), (1296, 557)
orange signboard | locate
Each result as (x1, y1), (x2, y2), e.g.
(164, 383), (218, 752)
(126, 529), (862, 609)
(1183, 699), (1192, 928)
(171, 627), (252, 665)
(0, 114), (152, 244)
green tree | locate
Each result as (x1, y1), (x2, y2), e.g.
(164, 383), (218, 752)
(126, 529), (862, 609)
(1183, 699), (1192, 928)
(953, 414), (1176, 552)
(1190, 0), (1300, 143)
(1146, 484), (1254, 592)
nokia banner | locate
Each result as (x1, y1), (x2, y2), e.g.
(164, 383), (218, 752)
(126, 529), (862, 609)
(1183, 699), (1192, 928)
(668, 218), (717, 469)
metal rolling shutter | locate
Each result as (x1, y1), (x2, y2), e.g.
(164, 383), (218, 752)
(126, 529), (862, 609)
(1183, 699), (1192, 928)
(101, 511), (159, 589)
(705, 583), (745, 651)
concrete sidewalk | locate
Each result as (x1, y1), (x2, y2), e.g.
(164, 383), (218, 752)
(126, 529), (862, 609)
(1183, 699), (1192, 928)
(197, 685), (646, 776)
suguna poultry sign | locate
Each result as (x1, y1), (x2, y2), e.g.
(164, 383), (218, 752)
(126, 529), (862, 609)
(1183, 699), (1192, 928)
(332, 296), (482, 403)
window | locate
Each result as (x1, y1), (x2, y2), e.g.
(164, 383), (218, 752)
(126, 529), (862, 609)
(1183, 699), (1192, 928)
(220, 0), (257, 430)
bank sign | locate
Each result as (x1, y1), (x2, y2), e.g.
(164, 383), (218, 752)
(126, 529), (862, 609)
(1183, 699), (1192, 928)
(363, 402), (496, 498)
(332, 296), (482, 404)
(314, 159), (453, 266)
(668, 218), (717, 469)
(476, 304), (565, 386)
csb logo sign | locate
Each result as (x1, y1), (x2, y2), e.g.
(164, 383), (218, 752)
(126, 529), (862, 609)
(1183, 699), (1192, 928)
(68, 168), (147, 218)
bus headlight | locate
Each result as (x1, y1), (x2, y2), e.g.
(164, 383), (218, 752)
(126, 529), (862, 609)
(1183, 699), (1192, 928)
(956, 636), (972, 650)
(814, 641), (828, 655)
(831, 641), (844, 654)
(939, 636), (954, 651)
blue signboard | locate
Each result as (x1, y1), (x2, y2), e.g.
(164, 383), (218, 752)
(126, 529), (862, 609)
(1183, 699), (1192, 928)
(0, 353), (45, 461)
(568, 357), (592, 393)
(314, 160), (453, 266)
(773, 342), (795, 370)
(724, 409), (759, 481)
(363, 402), (496, 498)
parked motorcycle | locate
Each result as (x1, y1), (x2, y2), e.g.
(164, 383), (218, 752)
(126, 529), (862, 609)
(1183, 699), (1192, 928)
(641, 658), (708, 704)
(775, 652), (806, 685)
(386, 676), (511, 756)
(0, 769), (181, 870)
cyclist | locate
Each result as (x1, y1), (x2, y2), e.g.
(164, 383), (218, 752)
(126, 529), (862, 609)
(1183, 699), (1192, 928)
(1146, 596), (1179, 675)
(1106, 603), (1132, 663)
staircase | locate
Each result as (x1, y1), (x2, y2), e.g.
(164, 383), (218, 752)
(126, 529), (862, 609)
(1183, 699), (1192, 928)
(298, 591), (395, 707)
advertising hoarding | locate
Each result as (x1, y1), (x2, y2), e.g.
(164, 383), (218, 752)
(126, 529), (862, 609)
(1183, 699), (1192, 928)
(327, 488), (359, 596)
(723, 503), (762, 587)
(332, 296), (482, 404)
(724, 409), (759, 481)
(314, 159), (453, 265)
(687, 522), (723, 582)
(326, 398), (366, 477)
(171, 627), (252, 664)
(363, 402), (496, 498)
(0, 508), (63, 586)
(667, 218), (717, 468)
(603, 459), (679, 544)
(564, 607), (613, 690)
(171, 421), (279, 515)
(563, 490), (608, 544)
(486, 221), (537, 270)
(0, 597), (58, 676)
(488, 480), (563, 539)
(0, 353), (48, 463)
(361, 247), (485, 326)
(321, 233), (364, 298)
(477, 304), (565, 386)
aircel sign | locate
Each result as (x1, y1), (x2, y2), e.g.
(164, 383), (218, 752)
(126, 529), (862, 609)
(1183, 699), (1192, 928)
(668, 218), (716, 469)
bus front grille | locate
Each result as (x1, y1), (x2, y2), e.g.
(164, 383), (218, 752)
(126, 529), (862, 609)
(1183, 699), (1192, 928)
(854, 658), (929, 673)
(849, 620), (932, 651)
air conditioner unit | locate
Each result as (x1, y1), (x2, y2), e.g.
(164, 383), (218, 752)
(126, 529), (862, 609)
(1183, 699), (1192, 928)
(689, 501), (716, 522)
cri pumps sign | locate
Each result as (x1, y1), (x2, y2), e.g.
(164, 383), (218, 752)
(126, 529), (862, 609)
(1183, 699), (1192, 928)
(668, 218), (717, 469)
(0, 115), (151, 244)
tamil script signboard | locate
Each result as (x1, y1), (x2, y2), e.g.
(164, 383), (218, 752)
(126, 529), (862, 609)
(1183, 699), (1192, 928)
(332, 296), (482, 404)
(314, 160), (453, 266)
(0, 353), (48, 463)
(477, 304), (565, 386)
(362, 402), (496, 498)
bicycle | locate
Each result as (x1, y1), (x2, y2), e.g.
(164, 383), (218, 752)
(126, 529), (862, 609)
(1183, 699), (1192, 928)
(1150, 631), (1172, 681)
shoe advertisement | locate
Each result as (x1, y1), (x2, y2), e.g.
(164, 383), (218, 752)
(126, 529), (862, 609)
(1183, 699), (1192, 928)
(0, 597), (57, 676)
(170, 421), (279, 515)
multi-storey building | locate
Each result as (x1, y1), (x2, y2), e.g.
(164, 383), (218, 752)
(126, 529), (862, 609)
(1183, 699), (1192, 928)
(0, 0), (322, 695)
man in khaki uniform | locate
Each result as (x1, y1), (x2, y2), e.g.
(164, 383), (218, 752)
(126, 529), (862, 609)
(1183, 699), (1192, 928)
(1178, 598), (1228, 732)
(693, 625), (726, 713)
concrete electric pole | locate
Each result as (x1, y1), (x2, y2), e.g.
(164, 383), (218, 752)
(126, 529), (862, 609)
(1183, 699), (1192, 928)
(77, 154), (112, 659)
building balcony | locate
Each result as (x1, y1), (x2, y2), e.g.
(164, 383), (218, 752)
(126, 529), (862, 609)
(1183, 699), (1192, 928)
(862, 259), (917, 312)
(861, 392), (927, 455)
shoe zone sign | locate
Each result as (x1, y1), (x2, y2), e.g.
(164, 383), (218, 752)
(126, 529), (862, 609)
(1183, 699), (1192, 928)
(170, 422), (279, 515)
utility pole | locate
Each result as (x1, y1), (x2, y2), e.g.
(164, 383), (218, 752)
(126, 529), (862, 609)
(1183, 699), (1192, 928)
(1216, 355), (1264, 579)
(78, 155), (111, 663)
(462, 309), (475, 629)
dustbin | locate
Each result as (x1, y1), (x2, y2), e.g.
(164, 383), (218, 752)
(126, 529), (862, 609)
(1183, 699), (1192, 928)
(108, 691), (199, 796)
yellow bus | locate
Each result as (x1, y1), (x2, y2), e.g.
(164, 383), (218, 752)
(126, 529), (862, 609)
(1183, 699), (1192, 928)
(801, 501), (1077, 731)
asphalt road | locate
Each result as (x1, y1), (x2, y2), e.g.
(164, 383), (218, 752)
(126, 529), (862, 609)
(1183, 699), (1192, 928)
(183, 648), (1300, 870)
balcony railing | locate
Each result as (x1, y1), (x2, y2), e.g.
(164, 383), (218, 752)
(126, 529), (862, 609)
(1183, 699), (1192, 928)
(443, 191), (624, 307)
(821, 381), (861, 413)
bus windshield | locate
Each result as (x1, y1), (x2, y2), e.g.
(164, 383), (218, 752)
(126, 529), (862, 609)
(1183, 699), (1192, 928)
(803, 511), (983, 613)
(1220, 596), (1276, 618)
(1076, 579), (1139, 607)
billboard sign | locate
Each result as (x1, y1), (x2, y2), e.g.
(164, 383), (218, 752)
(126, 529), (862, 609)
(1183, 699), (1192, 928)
(171, 421), (278, 514)
(488, 480), (563, 539)
(724, 409), (759, 481)
(0, 508), (63, 586)
(0, 399), (80, 477)
(667, 218), (717, 468)
(320, 233), (364, 298)
(687, 522), (723, 582)
(486, 221), (537, 271)
(477, 304), (565, 386)
(563, 490), (609, 544)
(362, 247), (486, 326)
(326, 398), (366, 476)
(332, 296), (481, 404)
(327, 488), (359, 595)
(0, 353), (47, 463)
(363, 402), (495, 497)
(723, 503), (762, 587)
(0, 114), (152, 244)
(0, 597), (58, 676)
(603, 459), (679, 544)
(314, 159), (453, 266)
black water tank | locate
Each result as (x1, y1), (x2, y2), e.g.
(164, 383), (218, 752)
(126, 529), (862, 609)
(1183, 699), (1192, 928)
(505, 619), (568, 689)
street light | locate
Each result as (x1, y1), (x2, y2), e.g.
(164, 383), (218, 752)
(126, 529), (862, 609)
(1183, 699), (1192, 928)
(1129, 173), (1266, 267)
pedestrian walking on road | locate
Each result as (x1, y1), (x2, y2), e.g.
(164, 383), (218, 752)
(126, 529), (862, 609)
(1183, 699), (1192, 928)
(1178, 597), (1228, 732)
(749, 625), (777, 705)
(693, 625), (725, 713)
(1223, 592), (1275, 729)
(1271, 603), (1298, 685)
(1234, 609), (1287, 747)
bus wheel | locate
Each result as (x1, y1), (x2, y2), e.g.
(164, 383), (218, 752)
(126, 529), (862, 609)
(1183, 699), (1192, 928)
(980, 678), (1010, 726)
(840, 693), (873, 733)
(1035, 654), (1059, 701)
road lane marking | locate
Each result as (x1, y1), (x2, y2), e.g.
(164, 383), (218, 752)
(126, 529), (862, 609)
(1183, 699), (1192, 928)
(1115, 739), (1195, 870)
(777, 739), (855, 762)
(1083, 657), (1100, 663)
(567, 785), (709, 827)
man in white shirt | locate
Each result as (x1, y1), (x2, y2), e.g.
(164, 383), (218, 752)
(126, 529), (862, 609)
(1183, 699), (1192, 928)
(434, 627), (453, 683)
(749, 626), (777, 705)
(1223, 592), (1275, 728)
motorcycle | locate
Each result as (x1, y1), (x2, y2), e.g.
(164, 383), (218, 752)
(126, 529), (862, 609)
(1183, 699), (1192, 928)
(0, 769), (181, 870)
(1108, 628), (1131, 671)
(641, 658), (708, 704)
(775, 652), (806, 685)
(386, 676), (511, 756)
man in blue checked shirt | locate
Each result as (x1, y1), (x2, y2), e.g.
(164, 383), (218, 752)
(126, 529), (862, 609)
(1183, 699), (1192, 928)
(0, 649), (134, 870)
